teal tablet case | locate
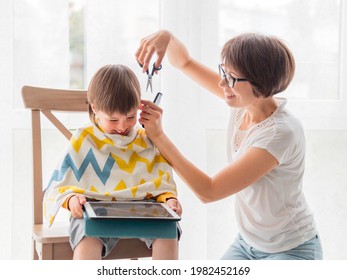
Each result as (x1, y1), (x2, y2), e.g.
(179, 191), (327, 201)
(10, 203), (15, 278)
(84, 213), (178, 239)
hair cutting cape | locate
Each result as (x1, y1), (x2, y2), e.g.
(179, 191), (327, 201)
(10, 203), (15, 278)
(43, 124), (177, 225)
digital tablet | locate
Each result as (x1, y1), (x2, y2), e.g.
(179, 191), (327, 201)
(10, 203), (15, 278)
(84, 201), (181, 221)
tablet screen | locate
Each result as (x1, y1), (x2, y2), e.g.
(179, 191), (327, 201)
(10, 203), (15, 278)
(84, 201), (181, 221)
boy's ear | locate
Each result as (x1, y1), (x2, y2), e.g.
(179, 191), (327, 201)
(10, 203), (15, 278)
(90, 103), (97, 114)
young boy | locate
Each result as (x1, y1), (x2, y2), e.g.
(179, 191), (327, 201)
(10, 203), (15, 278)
(44, 64), (182, 259)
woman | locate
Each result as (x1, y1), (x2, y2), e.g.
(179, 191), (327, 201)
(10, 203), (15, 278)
(136, 30), (322, 260)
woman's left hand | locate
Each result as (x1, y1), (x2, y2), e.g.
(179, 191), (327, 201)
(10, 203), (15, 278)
(139, 99), (164, 140)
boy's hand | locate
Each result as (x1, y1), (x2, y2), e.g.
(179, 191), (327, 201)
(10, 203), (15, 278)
(166, 198), (182, 217)
(68, 194), (86, 219)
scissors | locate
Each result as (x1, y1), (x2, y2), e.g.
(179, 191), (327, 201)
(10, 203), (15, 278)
(138, 62), (162, 93)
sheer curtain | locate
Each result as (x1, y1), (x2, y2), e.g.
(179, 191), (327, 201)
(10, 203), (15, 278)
(0, 0), (14, 260)
(0, 0), (69, 259)
(2, 0), (347, 259)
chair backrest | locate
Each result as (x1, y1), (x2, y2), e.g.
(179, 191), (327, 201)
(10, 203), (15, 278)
(22, 85), (89, 225)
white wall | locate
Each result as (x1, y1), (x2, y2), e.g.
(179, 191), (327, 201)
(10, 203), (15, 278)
(1, 0), (347, 260)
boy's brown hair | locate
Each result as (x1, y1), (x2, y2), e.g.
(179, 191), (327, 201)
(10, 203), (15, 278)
(87, 64), (141, 123)
(221, 33), (295, 97)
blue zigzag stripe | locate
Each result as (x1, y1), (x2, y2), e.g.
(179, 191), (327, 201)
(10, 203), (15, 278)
(46, 148), (115, 188)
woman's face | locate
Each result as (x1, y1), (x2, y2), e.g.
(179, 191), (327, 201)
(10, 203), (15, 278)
(93, 108), (138, 135)
(218, 65), (256, 108)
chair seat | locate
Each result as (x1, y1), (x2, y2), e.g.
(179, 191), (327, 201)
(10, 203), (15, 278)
(33, 223), (70, 243)
(33, 222), (152, 259)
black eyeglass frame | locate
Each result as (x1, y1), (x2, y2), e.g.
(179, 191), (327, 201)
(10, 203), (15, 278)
(218, 64), (248, 88)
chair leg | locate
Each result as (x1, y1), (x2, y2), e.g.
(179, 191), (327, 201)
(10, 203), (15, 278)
(33, 240), (39, 260)
(40, 243), (54, 260)
(35, 241), (54, 260)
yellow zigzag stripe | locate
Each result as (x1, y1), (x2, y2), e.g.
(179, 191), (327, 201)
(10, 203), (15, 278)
(71, 127), (148, 153)
(57, 185), (104, 194)
(114, 180), (127, 191)
(89, 185), (113, 197)
(111, 181), (140, 197)
(49, 215), (55, 225)
(113, 179), (142, 198)
(111, 152), (168, 174)
(159, 170), (171, 183)
(127, 133), (147, 150)
(58, 185), (86, 194)
(71, 126), (114, 153)
(151, 176), (162, 189)
(131, 186), (139, 197)
(151, 170), (172, 189)
(137, 128), (145, 136)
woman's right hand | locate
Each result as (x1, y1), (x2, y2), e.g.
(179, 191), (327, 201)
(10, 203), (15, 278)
(136, 29), (222, 98)
(68, 194), (86, 219)
(135, 30), (172, 73)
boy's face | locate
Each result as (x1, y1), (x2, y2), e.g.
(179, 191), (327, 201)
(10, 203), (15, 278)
(95, 108), (138, 135)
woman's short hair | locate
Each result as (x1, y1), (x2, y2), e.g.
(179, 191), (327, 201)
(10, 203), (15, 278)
(87, 64), (141, 122)
(221, 33), (295, 98)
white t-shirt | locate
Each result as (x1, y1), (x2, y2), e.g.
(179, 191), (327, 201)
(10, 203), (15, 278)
(227, 97), (317, 253)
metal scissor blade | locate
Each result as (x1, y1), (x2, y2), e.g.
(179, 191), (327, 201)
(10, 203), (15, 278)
(146, 78), (153, 93)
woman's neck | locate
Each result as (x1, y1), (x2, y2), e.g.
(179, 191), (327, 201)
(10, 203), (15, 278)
(240, 97), (278, 130)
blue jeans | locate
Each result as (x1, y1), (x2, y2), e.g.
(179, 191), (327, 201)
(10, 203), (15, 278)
(221, 233), (323, 260)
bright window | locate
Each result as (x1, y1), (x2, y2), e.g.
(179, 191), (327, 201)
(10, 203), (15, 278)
(219, 0), (341, 99)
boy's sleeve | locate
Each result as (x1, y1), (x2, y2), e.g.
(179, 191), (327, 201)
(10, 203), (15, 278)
(61, 194), (76, 210)
(155, 192), (176, 203)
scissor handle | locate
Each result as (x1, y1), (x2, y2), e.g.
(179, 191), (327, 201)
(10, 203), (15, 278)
(151, 63), (162, 75)
(153, 63), (162, 70)
(138, 61), (149, 75)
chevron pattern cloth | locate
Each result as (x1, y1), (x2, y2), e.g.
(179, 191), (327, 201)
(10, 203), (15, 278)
(43, 123), (177, 225)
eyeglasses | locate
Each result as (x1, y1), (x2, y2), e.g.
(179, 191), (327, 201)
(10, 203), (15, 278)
(218, 64), (248, 88)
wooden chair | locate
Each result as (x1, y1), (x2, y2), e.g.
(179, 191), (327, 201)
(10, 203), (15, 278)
(22, 85), (152, 260)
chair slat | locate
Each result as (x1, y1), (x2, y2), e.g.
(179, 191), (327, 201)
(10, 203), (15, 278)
(22, 85), (88, 112)
(42, 110), (72, 140)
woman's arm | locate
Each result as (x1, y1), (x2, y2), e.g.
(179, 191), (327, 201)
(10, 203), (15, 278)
(139, 100), (278, 203)
(136, 30), (224, 99)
